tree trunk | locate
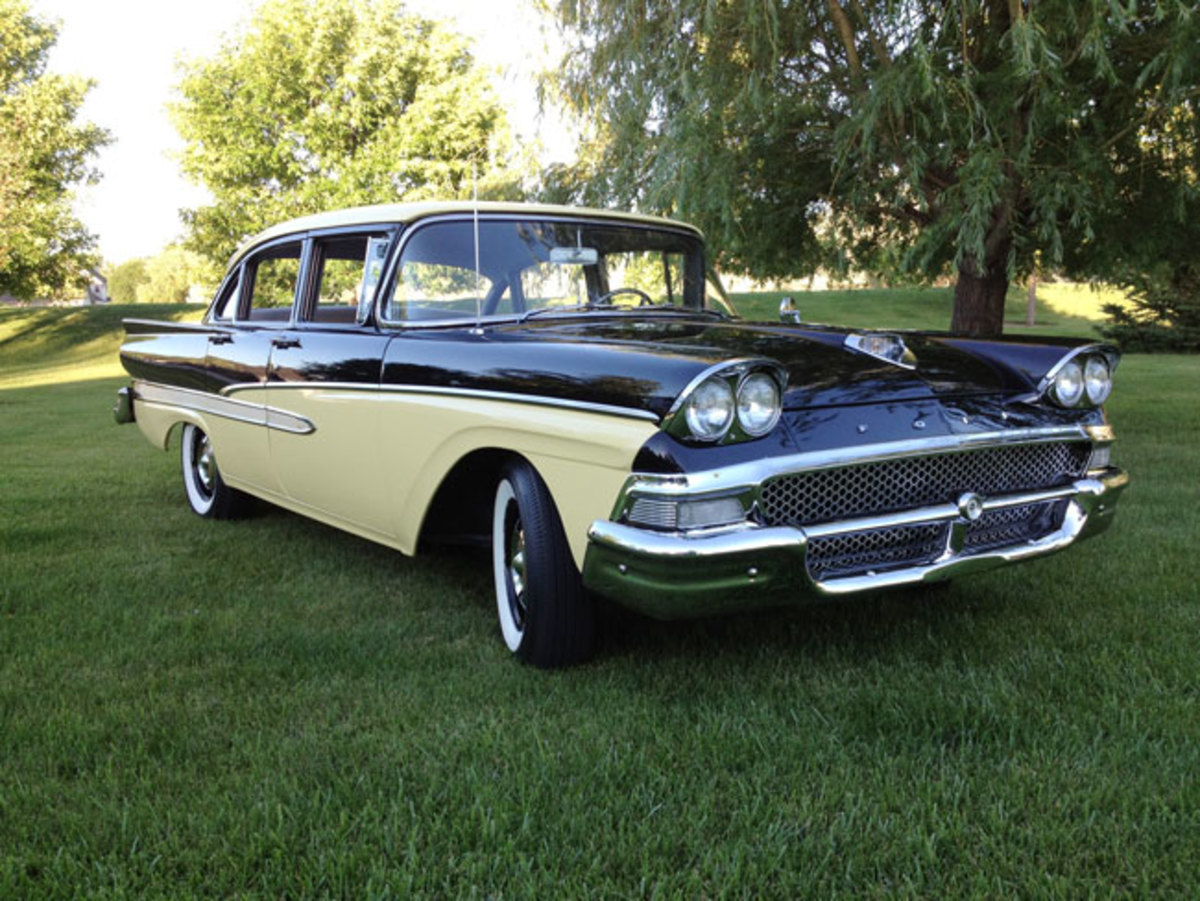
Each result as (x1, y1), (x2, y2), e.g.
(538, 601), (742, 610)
(1025, 272), (1038, 326)
(951, 256), (1009, 336)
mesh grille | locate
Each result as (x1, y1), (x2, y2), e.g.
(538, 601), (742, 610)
(807, 523), (946, 580)
(761, 442), (1089, 528)
(963, 500), (1069, 552)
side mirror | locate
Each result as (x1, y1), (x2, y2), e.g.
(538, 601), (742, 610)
(779, 296), (801, 324)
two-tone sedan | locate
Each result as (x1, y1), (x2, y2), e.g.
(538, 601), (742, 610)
(115, 202), (1128, 666)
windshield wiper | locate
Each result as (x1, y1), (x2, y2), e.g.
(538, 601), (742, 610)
(518, 303), (731, 324)
(518, 302), (606, 323)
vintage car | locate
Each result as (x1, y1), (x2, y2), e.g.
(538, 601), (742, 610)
(114, 202), (1128, 666)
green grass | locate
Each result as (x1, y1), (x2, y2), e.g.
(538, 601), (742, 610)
(730, 285), (1114, 339)
(2, 303), (1198, 896)
(0, 303), (204, 387)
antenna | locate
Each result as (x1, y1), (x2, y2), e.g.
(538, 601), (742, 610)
(472, 159), (482, 335)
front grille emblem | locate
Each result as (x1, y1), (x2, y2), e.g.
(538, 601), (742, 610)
(957, 492), (985, 522)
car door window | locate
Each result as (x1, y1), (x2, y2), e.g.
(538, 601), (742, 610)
(209, 270), (241, 321)
(383, 221), (507, 322)
(310, 234), (390, 325)
(244, 242), (302, 323)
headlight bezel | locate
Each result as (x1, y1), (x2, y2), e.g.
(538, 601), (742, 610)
(1040, 346), (1119, 410)
(665, 359), (787, 444)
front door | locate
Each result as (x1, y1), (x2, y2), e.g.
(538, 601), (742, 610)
(264, 231), (397, 539)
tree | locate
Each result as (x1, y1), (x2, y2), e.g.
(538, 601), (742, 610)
(106, 258), (149, 304)
(546, 1), (1200, 335)
(135, 246), (211, 304)
(0, 0), (109, 299)
(172, 0), (524, 267)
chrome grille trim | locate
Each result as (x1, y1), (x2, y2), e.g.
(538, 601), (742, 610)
(628, 497), (678, 530)
(619, 426), (1094, 501)
(760, 442), (1090, 528)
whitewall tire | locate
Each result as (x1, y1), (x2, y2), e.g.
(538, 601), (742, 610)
(492, 461), (595, 667)
(180, 423), (249, 519)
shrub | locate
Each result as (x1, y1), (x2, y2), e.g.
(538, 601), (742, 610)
(1102, 263), (1200, 353)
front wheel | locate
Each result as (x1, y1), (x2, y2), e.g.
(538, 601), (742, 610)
(181, 423), (250, 519)
(492, 461), (596, 667)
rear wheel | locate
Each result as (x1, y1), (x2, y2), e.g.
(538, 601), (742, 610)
(181, 423), (249, 519)
(492, 461), (596, 667)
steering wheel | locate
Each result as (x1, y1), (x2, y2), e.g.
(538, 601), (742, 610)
(594, 287), (654, 307)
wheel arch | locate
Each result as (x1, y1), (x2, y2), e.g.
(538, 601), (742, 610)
(416, 447), (522, 553)
(132, 399), (209, 451)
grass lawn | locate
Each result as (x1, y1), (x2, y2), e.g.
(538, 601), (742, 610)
(1, 302), (1197, 896)
(730, 283), (1118, 339)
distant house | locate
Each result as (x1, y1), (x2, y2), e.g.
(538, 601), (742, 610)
(86, 268), (109, 304)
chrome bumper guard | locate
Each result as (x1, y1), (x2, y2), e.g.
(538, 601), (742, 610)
(113, 385), (136, 424)
(582, 468), (1128, 620)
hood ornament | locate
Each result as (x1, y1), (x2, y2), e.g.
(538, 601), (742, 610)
(843, 332), (917, 369)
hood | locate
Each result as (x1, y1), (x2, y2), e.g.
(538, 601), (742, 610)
(495, 316), (1018, 411)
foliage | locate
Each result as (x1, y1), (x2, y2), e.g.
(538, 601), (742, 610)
(106, 258), (148, 304)
(172, 0), (525, 267)
(135, 246), (212, 304)
(546, 0), (1200, 335)
(0, 0), (110, 299)
(1103, 262), (1200, 352)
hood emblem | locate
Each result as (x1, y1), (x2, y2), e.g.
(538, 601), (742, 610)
(843, 333), (917, 369)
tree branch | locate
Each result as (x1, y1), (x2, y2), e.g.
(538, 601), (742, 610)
(825, 0), (863, 89)
(848, 0), (891, 69)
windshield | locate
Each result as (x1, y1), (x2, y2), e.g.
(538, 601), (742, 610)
(381, 218), (715, 324)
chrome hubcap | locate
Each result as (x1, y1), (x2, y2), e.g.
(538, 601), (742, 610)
(196, 434), (215, 495)
(506, 518), (527, 628)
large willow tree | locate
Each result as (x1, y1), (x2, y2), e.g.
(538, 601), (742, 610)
(173, 0), (524, 267)
(547, 1), (1199, 335)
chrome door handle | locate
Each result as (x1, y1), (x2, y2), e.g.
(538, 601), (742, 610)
(271, 336), (301, 349)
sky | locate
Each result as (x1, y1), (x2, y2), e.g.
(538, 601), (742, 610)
(33, 0), (572, 264)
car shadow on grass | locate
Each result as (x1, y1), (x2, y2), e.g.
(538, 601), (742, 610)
(238, 501), (1029, 674)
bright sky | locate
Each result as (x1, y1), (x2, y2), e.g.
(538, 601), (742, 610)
(33, 0), (572, 263)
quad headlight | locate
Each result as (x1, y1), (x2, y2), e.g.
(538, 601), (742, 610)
(736, 372), (782, 436)
(1084, 355), (1112, 405)
(1044, 348), (1117, 409)
(670, 362), (786, 443)
(683, 377), (735, 440)
(1050, 360), (1085, 407)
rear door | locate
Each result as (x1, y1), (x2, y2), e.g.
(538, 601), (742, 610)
(204, 238), (306, 494)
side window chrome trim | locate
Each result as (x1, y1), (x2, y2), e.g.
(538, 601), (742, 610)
(233, 234), (310, 328)
(299, 228), (396, 328)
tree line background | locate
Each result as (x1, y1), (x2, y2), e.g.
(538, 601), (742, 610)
(1, 0), (1196, 346)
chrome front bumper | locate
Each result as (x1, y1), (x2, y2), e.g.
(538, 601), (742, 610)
(582, 467), (1128, 619)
